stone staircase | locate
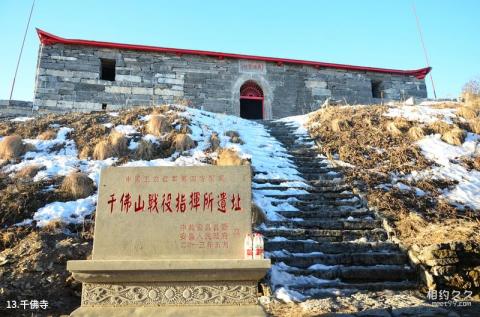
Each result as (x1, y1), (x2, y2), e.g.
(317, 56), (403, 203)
(257, 120), (418, 299)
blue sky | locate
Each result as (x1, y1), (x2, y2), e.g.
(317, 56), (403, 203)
(0, 0), (479, 101)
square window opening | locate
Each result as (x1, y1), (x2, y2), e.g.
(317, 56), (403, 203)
(102, 103), (107, 110)
(371, 80), (383, 98)
(100, 59), (116, 81)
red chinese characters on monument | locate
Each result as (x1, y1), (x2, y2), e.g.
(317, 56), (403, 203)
(178, 222), (240, 250)
(107, 192), (243, 214)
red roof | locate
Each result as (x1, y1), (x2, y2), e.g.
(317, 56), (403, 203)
(36, 29), (431, 79)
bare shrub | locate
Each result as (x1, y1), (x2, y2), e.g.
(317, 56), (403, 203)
(442, 127), (466, 146)
(147, 115), (170, 136)
(0, 135), (26, 160)
(60, 172), (95, 199)
(93, 140), (113, 160)
(462, 77), (480, 110)
(37, 130), (56, 140)
(173, 134), (195, 152)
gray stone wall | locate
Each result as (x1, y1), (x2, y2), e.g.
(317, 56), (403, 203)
(34, 43), (427, 119)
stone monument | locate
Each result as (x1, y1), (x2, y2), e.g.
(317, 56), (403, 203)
(67, 166), (270, 316)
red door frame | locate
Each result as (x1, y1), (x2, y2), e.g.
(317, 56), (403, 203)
(240, 81), (264, 119)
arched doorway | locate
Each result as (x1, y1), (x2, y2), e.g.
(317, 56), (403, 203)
(240, 80), (264, 119)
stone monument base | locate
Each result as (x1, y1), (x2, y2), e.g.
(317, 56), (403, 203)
(67, 259), (271, 317)
(71, 305), (266, 317)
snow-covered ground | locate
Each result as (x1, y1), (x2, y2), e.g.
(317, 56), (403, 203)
(2, 105), (308, 227)
(385, 104), (480, 210)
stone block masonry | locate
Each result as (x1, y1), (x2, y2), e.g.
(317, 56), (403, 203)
(33, 31), (429, 119)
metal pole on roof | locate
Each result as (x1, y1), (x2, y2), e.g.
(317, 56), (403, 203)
(412, 1), (437, 99)
(8, 0), (36, 106)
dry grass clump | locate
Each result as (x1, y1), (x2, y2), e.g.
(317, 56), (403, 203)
(216, 148), (249, 166)
(386, 121), (403, 137)
(92, 140), (113, 160)
(1, 231), (15, 249)
(60, 172), (95, 199)
(464, 92), (480, 110)
(408, 126), (425, 141)
(0, 135), (26, 160)
(441, 127), (466, 146)
(146, 115), (171, 136)
(427, 120), (452, 135)
(108, 131), (128, 157)
(252, 203), (266, 226)
(331, 118), (350, 132)
(225, 130), (244, 144)
(467, 118), (480, 134)
(16, 164), (44, 179)
(37, 130), (57, 140)
(457, 106), (478, 120)
(209, 132), (220, 151)
(42, 219), (65, 233)
(79, 146), (90, 159)
(173, 134), (195, 152)
(135, 140), (155, 160)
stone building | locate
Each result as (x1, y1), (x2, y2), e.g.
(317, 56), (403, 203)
(34, 29), (431, 119)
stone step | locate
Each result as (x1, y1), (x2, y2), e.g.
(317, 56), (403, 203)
(286, 280), (418, 295)
(273, 200), (364, 209)
(268, 251), (408, 267)
(264, 240), (401, 254)
(264, 219), (382, 230)
(264, 192), (357, 200)
(301, 173), (343, 181)
(283, 264), (417, 282)
(260, 228), (388, 242)
(276, 207), (373, 219)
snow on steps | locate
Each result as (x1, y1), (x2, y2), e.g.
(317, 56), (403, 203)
(258, 119), (418, 301)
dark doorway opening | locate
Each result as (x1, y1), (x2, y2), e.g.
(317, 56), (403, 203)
(240, 98), (263, 119)
(240, 80), (264, 120)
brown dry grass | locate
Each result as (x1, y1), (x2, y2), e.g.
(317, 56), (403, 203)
(0, 135), (26, 160)
(174, 134), (195, 152)
(79, 146), (90, 159)
(428, 120), (452, 135)
(467, 118), (480, 134)
(331, 118), (350, 132)
(306, 104), (479, 246)
(457, 106), (478, 120)
(408, 126), (425, 141)
(135, 140), (155, 160)
(146, 115), (171, 136)
(42, 219), (65, 233)
(16, 164), (44, 179)
(216, 148), (249, 166)
(60, 172), (95, 199)
(464, 92), (480, 110)
(108, 131), (128, 157)
(441, 127), (466, 146)
(92, 140), (113, 160)
(209, 132), (220, 151)
(37, 130), (56, 140)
